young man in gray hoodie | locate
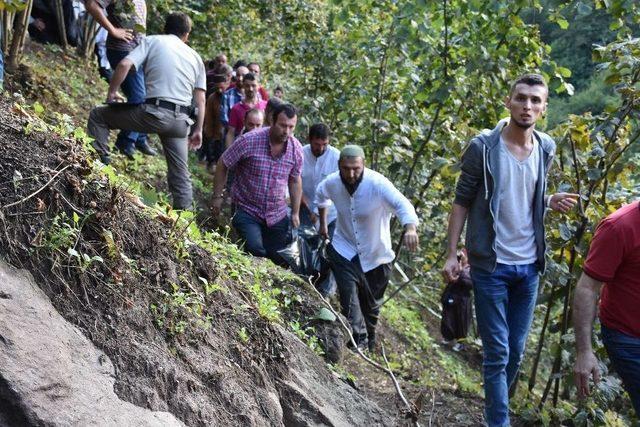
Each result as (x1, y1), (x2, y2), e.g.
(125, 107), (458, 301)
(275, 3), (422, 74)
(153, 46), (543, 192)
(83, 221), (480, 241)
(442, 74), (578, 426)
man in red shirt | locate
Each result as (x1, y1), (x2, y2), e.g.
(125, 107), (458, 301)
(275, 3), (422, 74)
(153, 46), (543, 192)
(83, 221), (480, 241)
(248, 62), (270, 101)
(573, 201), (640, 416)
(225, 73), (267, 147)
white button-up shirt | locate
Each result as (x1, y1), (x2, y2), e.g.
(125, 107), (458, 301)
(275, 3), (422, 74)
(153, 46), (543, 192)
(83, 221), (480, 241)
(302, 144), (340, 224)
(315, 168), (419, 272)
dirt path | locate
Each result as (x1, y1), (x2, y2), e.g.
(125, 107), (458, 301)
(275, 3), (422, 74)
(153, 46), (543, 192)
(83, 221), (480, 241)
(337, 319), (486, 426)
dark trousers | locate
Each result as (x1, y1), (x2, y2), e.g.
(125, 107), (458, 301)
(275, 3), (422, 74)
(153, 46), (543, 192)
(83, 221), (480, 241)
(232, 208), (291, 267)
(199, 137), (225, 163)
(327, 244), (391, 345)
(106, 48), (147, 152)
(602, 325), (640, 416)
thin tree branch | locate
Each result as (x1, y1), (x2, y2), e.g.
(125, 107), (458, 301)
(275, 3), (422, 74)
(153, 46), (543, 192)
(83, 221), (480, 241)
(2, 165), (71, 210)
(403, 103), (444, 191)
(381, 342), (420, 425)
(306, 277), (419, 424)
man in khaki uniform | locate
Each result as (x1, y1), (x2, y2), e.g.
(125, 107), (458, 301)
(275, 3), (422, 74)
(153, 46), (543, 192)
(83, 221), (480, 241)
(87, 12), (206, 209)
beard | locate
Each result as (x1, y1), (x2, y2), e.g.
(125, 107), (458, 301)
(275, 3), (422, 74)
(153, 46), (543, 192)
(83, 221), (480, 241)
(511, 116), (535, 130)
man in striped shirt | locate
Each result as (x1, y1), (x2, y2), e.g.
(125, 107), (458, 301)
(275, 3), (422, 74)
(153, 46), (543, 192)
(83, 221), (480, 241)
(211, 103), (303, 266)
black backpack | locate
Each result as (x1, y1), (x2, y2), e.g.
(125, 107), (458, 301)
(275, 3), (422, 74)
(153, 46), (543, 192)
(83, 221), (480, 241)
(440, 270), (473, 341)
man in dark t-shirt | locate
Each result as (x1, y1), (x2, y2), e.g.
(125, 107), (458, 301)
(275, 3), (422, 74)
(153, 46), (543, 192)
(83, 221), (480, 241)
(573, 201), (640, 416)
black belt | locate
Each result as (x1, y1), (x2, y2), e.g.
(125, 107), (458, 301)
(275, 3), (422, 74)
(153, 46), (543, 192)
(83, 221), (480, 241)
(145, 98), (191, 115)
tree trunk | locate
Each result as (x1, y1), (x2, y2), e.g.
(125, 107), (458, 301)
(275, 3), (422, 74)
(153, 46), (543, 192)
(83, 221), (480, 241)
(78, 14), (98, 59)
(6, 0), (33, 72)
(2, 11), (14, 54)
(54, 0), (68, 50)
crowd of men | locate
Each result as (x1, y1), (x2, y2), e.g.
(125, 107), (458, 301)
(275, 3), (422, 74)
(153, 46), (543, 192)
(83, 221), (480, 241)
(84, 4), (417, 358)
(81, 4), (639, 426)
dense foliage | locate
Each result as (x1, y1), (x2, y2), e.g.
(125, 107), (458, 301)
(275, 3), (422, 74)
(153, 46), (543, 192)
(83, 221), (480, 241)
(143, 0), (640, 424)
(4, 0), (639, 423)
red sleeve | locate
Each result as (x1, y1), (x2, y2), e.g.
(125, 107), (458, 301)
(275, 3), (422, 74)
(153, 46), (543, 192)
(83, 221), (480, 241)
(259, 86), (269, 101)
(583, 219), (625, 282)
(228, 105), (243, 135)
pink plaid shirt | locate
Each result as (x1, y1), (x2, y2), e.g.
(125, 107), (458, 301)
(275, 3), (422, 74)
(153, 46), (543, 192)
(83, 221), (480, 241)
(222, 127), (303, 226)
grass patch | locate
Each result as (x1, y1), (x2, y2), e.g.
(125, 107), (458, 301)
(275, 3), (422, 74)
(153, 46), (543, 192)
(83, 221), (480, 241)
(383, 298), (483, 396)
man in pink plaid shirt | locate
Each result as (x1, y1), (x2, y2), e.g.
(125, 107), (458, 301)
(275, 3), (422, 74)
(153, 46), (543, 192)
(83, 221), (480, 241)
(211, 103), (303, 266)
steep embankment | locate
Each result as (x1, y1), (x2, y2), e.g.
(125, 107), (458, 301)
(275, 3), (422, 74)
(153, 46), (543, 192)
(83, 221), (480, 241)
(0, 96), (391, 425)
(1, 43), (492, 427)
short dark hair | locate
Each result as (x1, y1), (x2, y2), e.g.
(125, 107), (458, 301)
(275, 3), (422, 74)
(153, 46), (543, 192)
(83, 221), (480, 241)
(164, 12), (192, 37)
(272, 103), (297, 123)
(211, 73), (227, 83)
(248, 62), (260, 69)
(309, 123), (330, 140)
(233, 60), (248, 70)
(510, 73), (547, 95)
(274, 86), (283, 92)
(266, 97), (283, 111)
(243, 72), (257, 83)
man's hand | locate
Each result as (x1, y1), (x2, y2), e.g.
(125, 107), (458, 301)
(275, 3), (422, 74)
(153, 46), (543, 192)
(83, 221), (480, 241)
(188, 131), (203, 151)
(442, 254), (461, 282)
(109, 27), (134, 42)
(291, 212), (300, 229)
(550, 193), (579, 214)
(574, 351), (600, 399)
(403, 225), (419, 252)
(106, 91), (126, 104)
(308, 212), (318, 224)
(319, 223), (329, 240)
(211, 197), (223, 217)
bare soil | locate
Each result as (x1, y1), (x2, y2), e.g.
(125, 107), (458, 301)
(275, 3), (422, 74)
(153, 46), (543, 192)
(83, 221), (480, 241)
(0, 96), (390, 425)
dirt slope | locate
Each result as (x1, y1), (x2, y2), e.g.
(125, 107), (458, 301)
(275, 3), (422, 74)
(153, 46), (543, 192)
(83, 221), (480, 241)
(0, 96), (392, 426)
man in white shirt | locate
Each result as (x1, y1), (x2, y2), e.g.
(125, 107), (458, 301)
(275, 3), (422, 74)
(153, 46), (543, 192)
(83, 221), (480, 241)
(301, 123), (340, 227)
(316, 145), (419, 351)
(87, 12), (206, 209)
(301, 123), (340, 296)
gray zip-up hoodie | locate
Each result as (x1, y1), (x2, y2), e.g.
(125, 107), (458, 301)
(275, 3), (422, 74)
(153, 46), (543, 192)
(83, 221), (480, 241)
(454, 120), (556, 273)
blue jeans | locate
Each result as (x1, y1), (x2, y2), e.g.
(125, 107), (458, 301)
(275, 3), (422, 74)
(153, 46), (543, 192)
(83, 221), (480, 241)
(106, 48), (147, 151)
(471, 263), (539, 427)
(602, 325), (640, 416)
(232, 208), (291, 267)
